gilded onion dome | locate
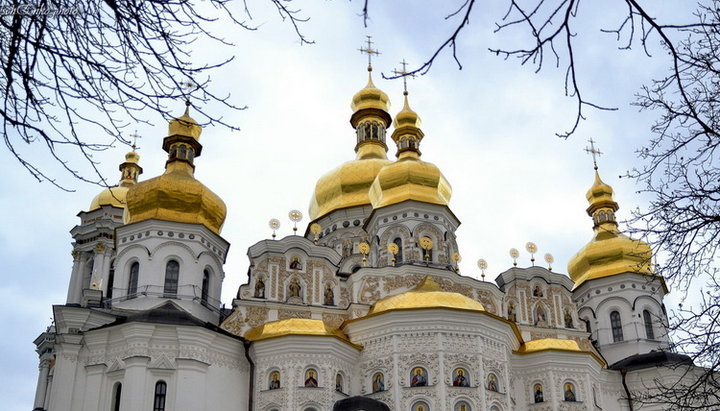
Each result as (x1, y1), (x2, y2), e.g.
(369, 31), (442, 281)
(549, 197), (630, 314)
(368, 276), (484, 315)
(244, 318), (361, 349)
(125, 104), (227, 235)
(309, 67), (392, 220)
(567, 170), (653, 289)
(89, 150), (143, 210)
(368, 92), (452, 209)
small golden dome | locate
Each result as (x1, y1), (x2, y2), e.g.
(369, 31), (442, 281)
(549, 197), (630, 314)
(89, 186), (129, 210)
(244, 318), (361, 349)
(369, 93), (452, 209)
(351, 69), (390, 116)
(369, 156), (452, 209)
(393, 93), (422, 129)
(89, 151), (142, 211)
(369, 276), (484, 315)
(168, 104), (202, 141)
(567, 170), (653, 288)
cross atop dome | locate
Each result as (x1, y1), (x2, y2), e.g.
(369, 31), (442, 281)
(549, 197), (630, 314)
(129, 130), (141, 151)
(392, 58), (416, 95)
(358, 35), (381, 70)
(584, 138), (603, 170)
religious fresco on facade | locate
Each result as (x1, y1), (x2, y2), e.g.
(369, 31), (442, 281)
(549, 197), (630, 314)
(254, 276), (265, 298)
(372, 372), (385, 393)
(410, 367), (428, 387)
(487, 373), (499, 392)
(564, 382), (577, 401)
(268, 371), (281, 390)
(454, 401), (471, 411)
(452, 368), (470, 387)
(304, 369), (318, 387)
(534, 383), (544, 403)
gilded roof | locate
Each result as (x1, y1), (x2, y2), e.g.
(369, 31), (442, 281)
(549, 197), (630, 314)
(368, 276), (484, 315)
(369, 155), (452, 209)
(90, 186), (129, 211)
(125, 162), (227, 234)
(309, 154), (391, 220)
(567, 170), (655, 289)
(244, 318), (361, 349)
(516, 338), (583, 353)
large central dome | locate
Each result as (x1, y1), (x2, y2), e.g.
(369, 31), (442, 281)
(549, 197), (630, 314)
(309, 68), (392, 220)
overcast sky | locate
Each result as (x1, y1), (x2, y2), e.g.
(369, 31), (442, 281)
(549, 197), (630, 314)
(0, 1), (693, 409)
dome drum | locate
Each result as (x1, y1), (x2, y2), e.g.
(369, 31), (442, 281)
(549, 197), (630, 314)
(350, 108), (391, 129)
(162, 134), (203, 161)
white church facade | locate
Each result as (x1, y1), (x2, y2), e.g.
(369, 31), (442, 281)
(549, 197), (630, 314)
(32, 60), (700, 411)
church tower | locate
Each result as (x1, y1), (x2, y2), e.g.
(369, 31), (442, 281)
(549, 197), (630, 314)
(67, 150), (142, 306)
(365, 89), (458, 268)
(33, 105), (249, 411)
(307, 47), (393, 274)
(568, 161), (671, 366)
(113, 103), (230, 323)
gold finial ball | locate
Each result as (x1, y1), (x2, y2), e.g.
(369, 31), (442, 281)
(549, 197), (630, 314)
(525, 242), (538, 254)
(451, 252), (461, 263)
(288, 209), (303, 223)
(544, 253), (554, 264)
(387, 242), (399, 255)
(310, 223), (322, 235)
(268, 218), (281, 230)
(477, 259), (488, 270)
(509, 248), (520, 259)
(420, 236), (434, 250)
(359, 242), (370, 255)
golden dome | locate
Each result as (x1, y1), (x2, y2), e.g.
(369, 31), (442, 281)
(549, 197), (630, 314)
(369, 93), (452, 209)
(244, 318), (361, 349)
(393, 93), (421, 129)
(89, 151), (142, 211)
(125, 105), (226, 234)
(168, 104), (202, 141)
(350, 69), (390, 116)
(309, 69), (393, 220)
(567, 170), (653, 289)
(90, 186), (129, 210)
(368, 276), (484, 315)
(310, 154), (392, 220)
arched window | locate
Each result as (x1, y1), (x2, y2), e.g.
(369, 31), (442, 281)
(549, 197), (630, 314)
(610, 311), (624, 342)
(128, 262), (139, 299)
(163, 260), (179, 298)
(107, 263), (115, 301)
(153, 381), (167, 411)
(393, 237), (403, 263)
(111, 382), (122, 411)
(201, 269), (210, 306)
(643, 310), (655, 339)
(583, 318), (592, 335)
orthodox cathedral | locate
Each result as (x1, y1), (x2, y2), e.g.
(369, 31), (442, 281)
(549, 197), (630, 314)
(32, 53), (700, 411)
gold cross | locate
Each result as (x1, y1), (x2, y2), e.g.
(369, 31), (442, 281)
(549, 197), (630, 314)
(584, 138), (603, 170)
(128, 130), (141, 151)
(392, 59), (416, 94)
(358, 36), (380, 68)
